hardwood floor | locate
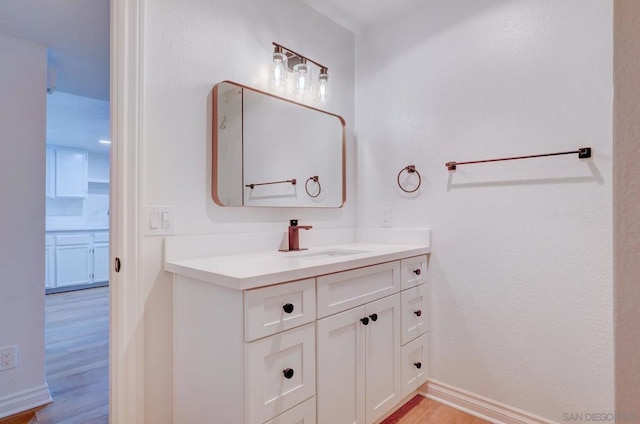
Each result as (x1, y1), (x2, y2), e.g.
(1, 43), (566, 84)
(381, 395), (491, 424)
(0, 287), (109, 424)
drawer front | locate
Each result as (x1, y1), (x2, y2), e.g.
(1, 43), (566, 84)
(245, 278), (315, 342)
(317, 261), (400, 318)
(400, 255), (428, 290)
(264, 396), (316, 424)
(55, 234), (92, 246)
(246, 323), (316, 424)
(401, 332), (429, 399)
(401, 284), (429, 345)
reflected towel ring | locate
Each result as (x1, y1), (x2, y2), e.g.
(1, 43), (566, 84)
(305, 176), (322, 198)
(397, 165), (421, 193)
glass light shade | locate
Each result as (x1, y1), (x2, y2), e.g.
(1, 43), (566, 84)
(316, 71), (331, 103)
(293, 60), (312, 97)
(270, 50), (288, 91)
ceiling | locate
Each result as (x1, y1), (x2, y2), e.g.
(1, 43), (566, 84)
(0, 0), (110, 101)
(300, 0), (424, 33)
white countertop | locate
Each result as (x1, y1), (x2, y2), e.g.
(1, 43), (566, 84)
(46, 226), (109, 232)
(165, 243), (430, 290)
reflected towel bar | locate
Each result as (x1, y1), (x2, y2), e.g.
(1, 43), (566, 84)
(245, 179), (297, 189)
(445, 147), (591, 171)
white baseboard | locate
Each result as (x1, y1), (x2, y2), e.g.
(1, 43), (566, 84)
(422, 380), (553, 424)
(0, 384), (52, 419)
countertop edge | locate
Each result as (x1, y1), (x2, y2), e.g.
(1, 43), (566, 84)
(165, 244), (430, 290)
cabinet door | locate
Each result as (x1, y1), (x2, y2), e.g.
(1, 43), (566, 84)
(55, 148), (88, 198)
(317, 306), (366, 424)
(92, 243), (110, 283)
(45, 245), (55, 289)
(365, 294), (401, 424)
(55, 245), (91, 287)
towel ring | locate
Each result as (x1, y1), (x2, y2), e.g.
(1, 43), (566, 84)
(305, 176), (321, 198)
(397, 165), (421, 193)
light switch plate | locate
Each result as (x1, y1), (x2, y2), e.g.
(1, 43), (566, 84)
(145, 206), (175, 236)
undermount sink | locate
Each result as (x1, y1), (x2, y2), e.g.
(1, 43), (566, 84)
(284, 248), (370, 260)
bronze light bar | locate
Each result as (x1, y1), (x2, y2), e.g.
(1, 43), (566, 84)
(272, 42), (327, 70)
(245, 179), (297, 189)
(445, 147), (592, 171)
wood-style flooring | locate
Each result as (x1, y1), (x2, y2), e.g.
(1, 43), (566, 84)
(0, 287), (109, 424)
(381, 395), (491, 424)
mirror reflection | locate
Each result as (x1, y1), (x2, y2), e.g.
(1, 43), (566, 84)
(212, 81), (345, 208)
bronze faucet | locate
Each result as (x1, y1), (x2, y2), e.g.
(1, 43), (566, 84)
(280, 219), (313, 251)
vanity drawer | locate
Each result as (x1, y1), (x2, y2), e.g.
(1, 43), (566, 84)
(244, 278), (315, 342)
(317, 261), (400, 318)
(246, 323), (316, 424)
(401, 332), (429, 399)
(401, 284), (429, 345)
(264, 396), (316, 424)
(400, 255), (428, 290)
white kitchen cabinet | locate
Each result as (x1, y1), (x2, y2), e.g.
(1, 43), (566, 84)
(45, 236), (55, 289)
(55, 235), (92, 287)
(92, 232), (110, 283)
(46, 230), (110, 291)
(45, 146), (89, 198)
(317, 293), (401, 424)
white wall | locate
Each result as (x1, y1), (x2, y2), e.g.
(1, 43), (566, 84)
(356, 0), (613, 421)
(0, 33), (51, 417)
(140, 0), (355, 421)
(613, 0), (640, 418)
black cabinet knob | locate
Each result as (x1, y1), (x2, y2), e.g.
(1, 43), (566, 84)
(414, 310), (422, 317)
(360, 317), (369, 325)
(283, 368), (295, 379)
(413, 268), (421, 276)
(283, 303), (294, 314)
(414, 362), (422, 369)
(369, 313), (378, 322)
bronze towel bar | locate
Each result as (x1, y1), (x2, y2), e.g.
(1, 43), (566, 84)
(445, 147), (591, 171)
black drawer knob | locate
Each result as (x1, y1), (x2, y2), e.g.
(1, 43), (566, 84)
(360, 317), (369, 325)
(414, 310), (422, 317)
(369, 313), (378, 322)
(414, 362), (422, 369)
(283, 303), (294, 314)
(413, 268), (421, 276)
(283, 368), (295, 379)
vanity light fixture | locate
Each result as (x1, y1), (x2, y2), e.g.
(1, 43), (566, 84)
(99, 139), (111, 145)
(270, 42), (331, 103)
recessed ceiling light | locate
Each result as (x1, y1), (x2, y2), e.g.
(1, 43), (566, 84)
(99, 140), (111, 145)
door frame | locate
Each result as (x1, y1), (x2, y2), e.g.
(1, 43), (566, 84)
(110, 0), (145, 422)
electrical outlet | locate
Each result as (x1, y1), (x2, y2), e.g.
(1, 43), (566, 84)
(0, 346), (17, 371)
(381, 208), (393, 228)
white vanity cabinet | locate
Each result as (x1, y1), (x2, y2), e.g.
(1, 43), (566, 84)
(316, 262), (402, 424)
(174, 277), (318, 424)
(398, 256), (430, 398)
(169, 245), (430, 424)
